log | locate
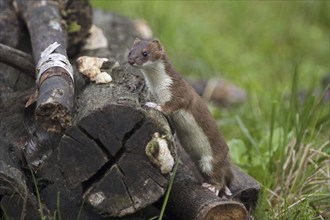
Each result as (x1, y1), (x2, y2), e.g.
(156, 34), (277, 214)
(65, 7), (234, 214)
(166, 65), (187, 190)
(13, 0), (91, 167)
(23, 63), (177, 218)
(12, 0), (92, 133)
(166, 171), (249, 220)
(0, 62), (174, 219)
(0, 43), (35, 78)
(230, 165), (260, 213)
(0, 90), (46, 219)
(165, 146), (259, 219)
(64, 62), (176, 217)
(15, 0), (81, 133)
(0, 0), (19, 48)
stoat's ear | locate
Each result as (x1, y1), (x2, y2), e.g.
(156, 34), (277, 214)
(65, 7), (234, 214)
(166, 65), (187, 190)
(133, 38), (141, 45)
(151, 39), (164, 52)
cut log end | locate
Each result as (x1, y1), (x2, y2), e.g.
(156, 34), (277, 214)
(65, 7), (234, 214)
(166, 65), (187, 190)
(35, 102), (73, 133)
(55, 63), (176, 217)
(166, 171), (250, 220)
(200, 201), (248, 220)
(35, 68), (74, 133)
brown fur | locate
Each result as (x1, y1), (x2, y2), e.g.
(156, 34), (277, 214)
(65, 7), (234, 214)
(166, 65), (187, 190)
(128, 39), (233, 194)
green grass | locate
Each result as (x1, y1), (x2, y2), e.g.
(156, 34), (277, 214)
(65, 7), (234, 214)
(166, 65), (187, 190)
(91, 1), (330, 219)
(157, 159), (179, 220)
(30, 167), (46, 220)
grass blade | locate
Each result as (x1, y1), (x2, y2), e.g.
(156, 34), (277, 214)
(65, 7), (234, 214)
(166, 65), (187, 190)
(158, 159), (179, 220)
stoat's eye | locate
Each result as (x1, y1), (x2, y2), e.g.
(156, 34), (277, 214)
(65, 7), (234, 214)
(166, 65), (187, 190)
(142, 51), (148, 57)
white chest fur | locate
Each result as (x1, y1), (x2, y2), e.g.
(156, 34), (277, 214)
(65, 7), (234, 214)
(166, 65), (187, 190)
(172, 110), (214, 175)
(141, 61), (173, 105)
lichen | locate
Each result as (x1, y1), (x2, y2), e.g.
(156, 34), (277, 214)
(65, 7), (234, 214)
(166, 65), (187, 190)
(68, 22), (81, 33)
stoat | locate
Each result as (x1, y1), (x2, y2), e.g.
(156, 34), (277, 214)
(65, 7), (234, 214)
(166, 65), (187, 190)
(128, 38), (233, 197)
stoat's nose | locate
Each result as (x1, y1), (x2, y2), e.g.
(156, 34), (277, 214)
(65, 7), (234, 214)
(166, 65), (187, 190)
(128, 58), (135, 65)
(128, 52), (136, 65)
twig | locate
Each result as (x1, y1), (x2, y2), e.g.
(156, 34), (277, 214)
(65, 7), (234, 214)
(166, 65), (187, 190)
(0, 43), (35, 78)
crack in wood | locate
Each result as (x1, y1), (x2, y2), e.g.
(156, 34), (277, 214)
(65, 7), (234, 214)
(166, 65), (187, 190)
(69, 125), (117, 192)
(80, 115), (146, 196)
(116, 165), (136, 210)
(121, 113), (146, 149)
(77, 124), (112, 160)
(81, 159), (114, 194)
(145, 172), (167, 189)
(108, 113), (146, 165)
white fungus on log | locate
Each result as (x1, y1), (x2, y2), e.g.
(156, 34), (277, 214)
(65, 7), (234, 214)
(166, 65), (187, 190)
(145, 132), (174, 174)
(76, 56), (119, 84)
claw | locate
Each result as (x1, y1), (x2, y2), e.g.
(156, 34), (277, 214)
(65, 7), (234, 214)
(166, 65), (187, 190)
(224, 186), (232, 197)
(202, 182), (219, 196)
(202, 183), (232, 198)
(145, 102), (162, 111)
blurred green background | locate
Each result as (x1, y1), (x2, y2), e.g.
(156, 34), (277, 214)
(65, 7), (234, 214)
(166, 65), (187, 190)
(91, 1), (329, 219)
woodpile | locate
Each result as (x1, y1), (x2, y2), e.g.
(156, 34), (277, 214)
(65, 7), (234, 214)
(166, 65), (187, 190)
(0, 1), (259, 219)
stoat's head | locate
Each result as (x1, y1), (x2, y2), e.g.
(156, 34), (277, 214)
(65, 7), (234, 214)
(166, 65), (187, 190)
(128, 38), (165, 68)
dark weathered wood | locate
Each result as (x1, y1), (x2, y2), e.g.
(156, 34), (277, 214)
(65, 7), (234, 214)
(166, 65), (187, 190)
(58, 126), (108, 189)
(166, 171), (248, 220)
(0, 0), (19, 48)
(16, 0), (68, 62)
(59, 62), (175, 217)
(0, 91), (46, 220)
(1, 193), (42, 220)
(229, 165), (260, 213)
(174, 145), (260, 218)
(35, 69), (74, 133)
(37, 155), (102, 220)
(64, 0), (93, 55)
(16, 0), (74, 133)
(82, 110), (174, 217)
(0, 43), (35, 78)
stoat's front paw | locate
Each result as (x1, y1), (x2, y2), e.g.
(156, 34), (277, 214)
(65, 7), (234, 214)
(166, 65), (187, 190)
(202, 183), (232, 198)
(145, 102), (162, 112)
